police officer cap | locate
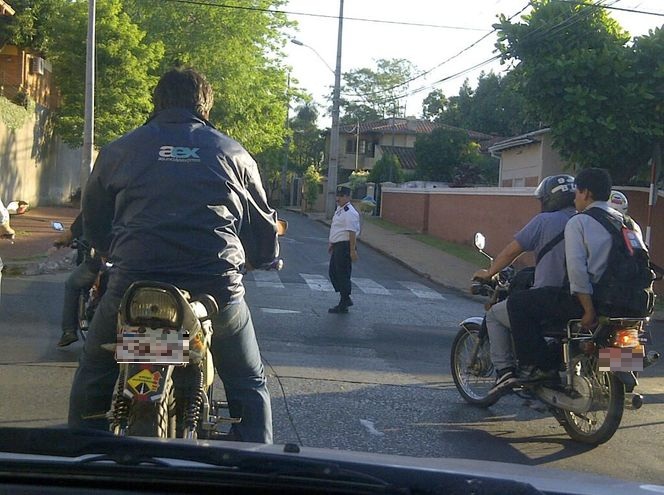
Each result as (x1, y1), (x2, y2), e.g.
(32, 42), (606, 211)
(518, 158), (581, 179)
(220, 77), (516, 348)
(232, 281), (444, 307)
(336, 186), (351, 196)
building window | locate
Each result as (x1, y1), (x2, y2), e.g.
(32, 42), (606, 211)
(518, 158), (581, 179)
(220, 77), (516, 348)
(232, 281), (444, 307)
(366, 142), (376, 158)
(346, 139), (357, 154)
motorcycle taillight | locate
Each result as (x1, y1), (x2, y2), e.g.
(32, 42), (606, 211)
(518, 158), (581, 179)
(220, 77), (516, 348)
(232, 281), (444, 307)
(609, 328), (640, 348)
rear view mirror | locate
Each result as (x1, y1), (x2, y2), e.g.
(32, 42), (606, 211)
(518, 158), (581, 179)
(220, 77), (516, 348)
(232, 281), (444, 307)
(52, 221), (64, 232)
(474, 232), (486, 251)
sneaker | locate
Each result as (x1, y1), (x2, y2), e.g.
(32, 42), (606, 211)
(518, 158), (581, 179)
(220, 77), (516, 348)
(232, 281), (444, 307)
(328, 304), (349, 314)
(518, 366), (559, 383)
(489, 368), (519, 396)
(57, 331), (78, 347)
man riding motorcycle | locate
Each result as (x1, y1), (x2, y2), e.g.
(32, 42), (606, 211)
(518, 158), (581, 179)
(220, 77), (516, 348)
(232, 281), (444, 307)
(68, 67), (279, 443)
(473, 175), (576, 395)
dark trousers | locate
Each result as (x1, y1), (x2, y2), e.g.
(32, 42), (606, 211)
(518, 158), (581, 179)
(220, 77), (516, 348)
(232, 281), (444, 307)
(506, 287), (583, 369)
(68, 269), (272, 443)
(329, 241), (352, 299)
(61, 256), (101, 332)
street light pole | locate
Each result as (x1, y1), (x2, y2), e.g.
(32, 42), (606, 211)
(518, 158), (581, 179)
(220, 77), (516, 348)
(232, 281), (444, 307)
(80, 0), (96, 200)
(326, 0), (344, 219)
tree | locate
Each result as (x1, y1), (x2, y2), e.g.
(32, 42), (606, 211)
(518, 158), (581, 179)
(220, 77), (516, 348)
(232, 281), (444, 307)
(0, 0), (61, 53)
(495, 0), (663, 183)
(302, 164), (322, 211)
(124, 0), (292, 153)
(338, 58), (417, 124)
(45, 0), (163, 147)
(367, 154), (404, 184)
(289, 102), (324, 174)
(414, 127), (478, 181)
(421, 72), (535, 137)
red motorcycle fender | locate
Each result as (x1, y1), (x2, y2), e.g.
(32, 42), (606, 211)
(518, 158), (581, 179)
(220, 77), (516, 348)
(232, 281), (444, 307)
(122, 363), (173, 402)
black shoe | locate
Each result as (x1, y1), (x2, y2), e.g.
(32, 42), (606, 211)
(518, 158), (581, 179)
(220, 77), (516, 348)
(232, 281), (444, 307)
(489, 368), (519, 396)
(518, 366), (559, 383)
(57, 331), (78, 347)
(342, 297), (353, 307)
(328, 304), (349, 314)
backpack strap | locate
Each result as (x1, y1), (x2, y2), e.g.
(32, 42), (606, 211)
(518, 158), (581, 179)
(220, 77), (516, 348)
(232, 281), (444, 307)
(582, 207), (623, 240)
(535, 230), (565, 264)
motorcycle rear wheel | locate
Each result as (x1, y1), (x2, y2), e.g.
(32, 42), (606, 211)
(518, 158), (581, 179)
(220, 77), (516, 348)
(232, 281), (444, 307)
(561, 355), (624, 445)
(126, 378), (176, 438)
(451, 324), (499, 407)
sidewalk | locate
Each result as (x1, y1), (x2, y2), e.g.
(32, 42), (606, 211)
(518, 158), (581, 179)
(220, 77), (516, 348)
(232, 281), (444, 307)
(0, 205), (80, 276)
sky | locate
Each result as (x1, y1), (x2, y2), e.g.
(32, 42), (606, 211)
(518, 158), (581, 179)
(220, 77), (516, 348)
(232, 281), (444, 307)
(282, 0), (664, 126)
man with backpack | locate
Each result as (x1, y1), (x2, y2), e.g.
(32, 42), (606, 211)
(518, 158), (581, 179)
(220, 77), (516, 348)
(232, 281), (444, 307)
(507, 168), (652, 378)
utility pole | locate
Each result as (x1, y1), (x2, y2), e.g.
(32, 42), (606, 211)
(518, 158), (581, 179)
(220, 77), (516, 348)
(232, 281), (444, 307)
(281, 73), (290, 207)
(326, 0), (344, 219)
(80, 0), (96, 200)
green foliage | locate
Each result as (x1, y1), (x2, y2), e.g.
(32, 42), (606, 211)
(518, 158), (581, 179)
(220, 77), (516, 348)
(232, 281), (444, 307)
(124, 0), (292, 153)
(302, 164), (321, 211)
(348, 170), (369, 190)
(289, 102), (324, 174)
(367, 154), (404, 184)
(0, 0), (61, 53)
(495, 0), (662, 183)
(43, 0), (163, 147)
(0, 95), (35, 129)
(422, 72), (535, 137)
(339, 58), (417, 124)
(414, 127), (478, 181)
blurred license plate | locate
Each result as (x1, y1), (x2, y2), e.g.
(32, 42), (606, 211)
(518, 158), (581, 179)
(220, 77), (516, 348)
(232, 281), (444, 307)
(599, 346), (644, 372)
(116, 326), (189, 364)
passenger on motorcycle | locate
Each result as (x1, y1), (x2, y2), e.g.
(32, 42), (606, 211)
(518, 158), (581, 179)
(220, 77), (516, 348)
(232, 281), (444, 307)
(53, 213), (102, 347)
(507, 168), (642, 377)
(68, 68), (279, 443)
(473, 175), (576, 396)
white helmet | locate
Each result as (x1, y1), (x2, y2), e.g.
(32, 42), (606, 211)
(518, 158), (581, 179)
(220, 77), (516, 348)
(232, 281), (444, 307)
(608, 190), (628, 214)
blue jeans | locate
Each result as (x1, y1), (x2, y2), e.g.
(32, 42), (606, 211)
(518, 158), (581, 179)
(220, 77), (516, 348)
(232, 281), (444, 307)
(61, 257), (100, 332)
(68, 269), (272, 443)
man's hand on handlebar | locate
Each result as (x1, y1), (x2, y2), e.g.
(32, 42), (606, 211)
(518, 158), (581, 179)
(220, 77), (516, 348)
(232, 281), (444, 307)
(53, 230), (74, 249)
(472, 268), (492, 282)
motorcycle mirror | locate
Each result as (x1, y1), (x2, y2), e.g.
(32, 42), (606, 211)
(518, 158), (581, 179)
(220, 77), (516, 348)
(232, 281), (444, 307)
(474, 232), (486, 251)
(52, 221), (64, 232)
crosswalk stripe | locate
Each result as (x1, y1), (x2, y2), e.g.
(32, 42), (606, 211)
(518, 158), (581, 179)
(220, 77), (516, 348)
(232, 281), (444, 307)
(398, 281), (446, 300)
(352, 277), (390, 295)
(300, 273), (335, 292)
(252, 270), (285, 288)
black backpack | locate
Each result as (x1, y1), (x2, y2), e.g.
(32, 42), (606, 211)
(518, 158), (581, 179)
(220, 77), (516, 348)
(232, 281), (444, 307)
(583, 207), (656, 318)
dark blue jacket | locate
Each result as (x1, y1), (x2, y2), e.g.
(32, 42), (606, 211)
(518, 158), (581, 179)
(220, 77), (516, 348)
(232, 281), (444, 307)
(82, 108), (278, 303)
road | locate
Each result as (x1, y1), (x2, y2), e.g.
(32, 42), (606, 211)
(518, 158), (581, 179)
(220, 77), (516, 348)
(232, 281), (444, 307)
(0, 209), (662, 484)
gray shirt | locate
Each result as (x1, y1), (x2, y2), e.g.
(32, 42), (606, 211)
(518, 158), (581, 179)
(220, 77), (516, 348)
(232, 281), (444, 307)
(564, 201), (622, 295)
(514, 207), (575, 288)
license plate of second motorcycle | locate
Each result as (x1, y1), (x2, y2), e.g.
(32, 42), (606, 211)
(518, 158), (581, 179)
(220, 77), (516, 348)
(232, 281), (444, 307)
(598, 346), (644, 372)
(116, 326), (189, 364)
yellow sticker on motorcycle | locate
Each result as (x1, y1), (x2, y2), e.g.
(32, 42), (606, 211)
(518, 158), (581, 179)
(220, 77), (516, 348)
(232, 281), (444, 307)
(127, 369), (162, 395)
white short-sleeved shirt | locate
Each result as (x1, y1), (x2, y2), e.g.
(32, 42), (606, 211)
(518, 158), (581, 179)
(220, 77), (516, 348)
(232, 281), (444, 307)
(329, 202), (360, 243)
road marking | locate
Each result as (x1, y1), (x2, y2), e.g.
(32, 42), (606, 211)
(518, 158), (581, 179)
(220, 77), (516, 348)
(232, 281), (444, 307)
(359, 419), (385, 436)
(398, 281), (446, 300)
(252, 270), (285, 288)
(352, 277), (390, 295)
(300, 273), (335, 292)
(260, 308), (301, 314)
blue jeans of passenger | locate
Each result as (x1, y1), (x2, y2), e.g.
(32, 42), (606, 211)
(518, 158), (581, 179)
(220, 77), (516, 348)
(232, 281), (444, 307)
(61, 257), (100, 332)
(68, 269), (273, 443)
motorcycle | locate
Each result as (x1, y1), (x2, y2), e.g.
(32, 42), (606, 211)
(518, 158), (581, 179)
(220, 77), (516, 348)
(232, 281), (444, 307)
(106, 220), (287, 439)
(450, 232), (661, 445)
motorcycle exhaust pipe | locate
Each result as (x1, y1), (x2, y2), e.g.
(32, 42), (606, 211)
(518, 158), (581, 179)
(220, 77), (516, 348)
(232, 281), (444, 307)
(625, 393), (644, 410)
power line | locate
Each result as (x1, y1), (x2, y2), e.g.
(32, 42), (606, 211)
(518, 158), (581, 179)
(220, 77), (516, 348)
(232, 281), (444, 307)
(556, 0), (664, 17)
(159, 0), (489, 31)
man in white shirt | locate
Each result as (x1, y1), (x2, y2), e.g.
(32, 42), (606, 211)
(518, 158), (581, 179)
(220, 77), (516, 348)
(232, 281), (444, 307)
(328, 186), (360, 313)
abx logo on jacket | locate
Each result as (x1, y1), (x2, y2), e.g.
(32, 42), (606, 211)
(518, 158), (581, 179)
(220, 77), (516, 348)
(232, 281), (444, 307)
(158, 146), (201, 162)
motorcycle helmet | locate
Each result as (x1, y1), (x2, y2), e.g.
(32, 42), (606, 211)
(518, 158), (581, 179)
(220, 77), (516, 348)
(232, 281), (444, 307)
(608, 190), (628, 215)
(534, 175), (576, 212)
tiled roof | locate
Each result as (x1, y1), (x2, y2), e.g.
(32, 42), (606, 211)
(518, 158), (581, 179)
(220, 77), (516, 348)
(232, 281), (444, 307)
(380, 145), (418, 170)
(488, 128), (551, 153)
(339, 117), (497, 144)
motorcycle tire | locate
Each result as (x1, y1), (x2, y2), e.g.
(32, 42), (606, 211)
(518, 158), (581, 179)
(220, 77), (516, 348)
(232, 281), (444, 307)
(126, 378), (176, 438)
(450, 323), (499, 407)
(560, 355), (624, 445)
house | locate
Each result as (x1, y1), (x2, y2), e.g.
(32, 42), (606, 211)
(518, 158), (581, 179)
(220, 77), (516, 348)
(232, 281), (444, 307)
(0, 0), (55, 109)
(489, 128), (572, 187)
(329, 117), (498, 173)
